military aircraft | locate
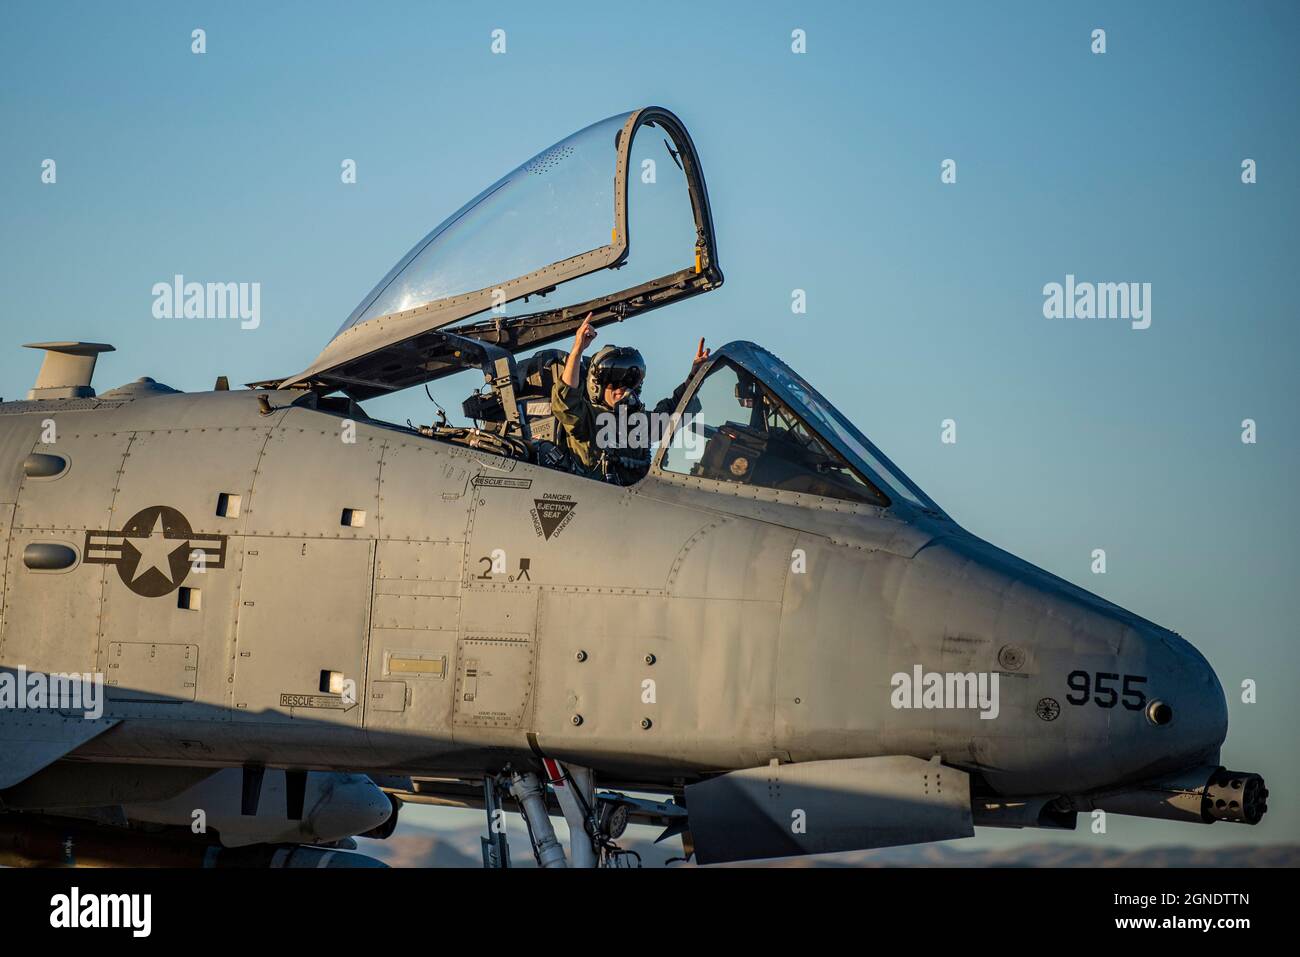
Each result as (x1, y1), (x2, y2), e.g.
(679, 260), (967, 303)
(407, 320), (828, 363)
(0, 106), (1268, 868)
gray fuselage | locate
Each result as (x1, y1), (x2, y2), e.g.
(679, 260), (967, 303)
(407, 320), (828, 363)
(0, 386), (1227, 800)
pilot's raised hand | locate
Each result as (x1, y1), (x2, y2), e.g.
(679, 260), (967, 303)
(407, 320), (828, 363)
(562, 313), (598, 390)
(575, 313), (597, 353)
(691, 337), (711, 372)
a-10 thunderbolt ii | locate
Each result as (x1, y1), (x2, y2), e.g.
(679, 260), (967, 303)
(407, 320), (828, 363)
(0, 106), (1268, 867)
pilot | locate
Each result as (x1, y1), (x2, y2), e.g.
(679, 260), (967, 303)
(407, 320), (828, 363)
(551, 313), (708, 484)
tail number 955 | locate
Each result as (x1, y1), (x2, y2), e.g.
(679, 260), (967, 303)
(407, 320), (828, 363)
(1065, 671), (1148, 710)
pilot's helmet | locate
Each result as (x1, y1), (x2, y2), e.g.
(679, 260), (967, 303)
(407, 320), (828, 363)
(587, 345), (646, 407)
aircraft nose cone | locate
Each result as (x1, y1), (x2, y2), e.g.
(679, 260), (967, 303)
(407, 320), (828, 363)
(1143, 627), (1228, 771)
(896, 530), (1234, 792)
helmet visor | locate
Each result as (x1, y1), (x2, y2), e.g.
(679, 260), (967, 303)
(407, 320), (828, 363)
(595, 348), (646, 393)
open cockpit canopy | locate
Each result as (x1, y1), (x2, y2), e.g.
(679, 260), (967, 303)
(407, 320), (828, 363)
(280, 107), (722, 399)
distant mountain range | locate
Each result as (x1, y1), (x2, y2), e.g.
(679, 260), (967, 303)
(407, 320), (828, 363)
(356, 824), (1298, 869)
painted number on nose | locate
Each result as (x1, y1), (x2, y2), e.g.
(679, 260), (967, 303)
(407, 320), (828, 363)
(1065, 671), (1148, 710)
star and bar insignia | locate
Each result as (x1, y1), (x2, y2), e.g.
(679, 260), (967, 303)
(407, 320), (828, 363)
(84, 505), (227, 598)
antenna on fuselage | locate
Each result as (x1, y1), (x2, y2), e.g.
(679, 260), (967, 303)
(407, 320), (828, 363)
(23, 341), (116, 400)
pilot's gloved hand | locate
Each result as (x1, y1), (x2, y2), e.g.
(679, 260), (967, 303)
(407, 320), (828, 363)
(691, 337), (711, 374)
(561, 313), (598, 392)
(575, 313), (598, 353)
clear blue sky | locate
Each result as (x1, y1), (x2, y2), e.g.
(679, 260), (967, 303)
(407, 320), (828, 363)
(2, 0), (1296, 853)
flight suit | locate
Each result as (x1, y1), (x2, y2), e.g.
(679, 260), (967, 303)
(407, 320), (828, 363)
(551, 377), (693, 485)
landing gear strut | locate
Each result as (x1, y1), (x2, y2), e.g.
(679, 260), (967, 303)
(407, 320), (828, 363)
(508, 770), (566, 868)
(481, 761), (641, 868)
